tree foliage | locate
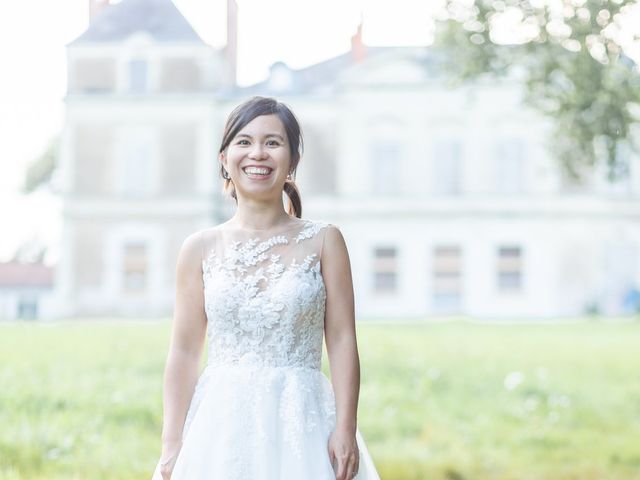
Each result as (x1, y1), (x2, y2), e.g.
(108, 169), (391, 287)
(435, 0), (640, 182)
(23, 136), (58, 193)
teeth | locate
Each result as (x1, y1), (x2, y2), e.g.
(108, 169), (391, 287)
(243, 166), (272, 175)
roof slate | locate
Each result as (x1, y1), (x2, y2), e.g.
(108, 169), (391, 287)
(70, 0), (204, 45)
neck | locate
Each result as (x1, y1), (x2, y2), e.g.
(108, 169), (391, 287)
(230, 195), (293, 230)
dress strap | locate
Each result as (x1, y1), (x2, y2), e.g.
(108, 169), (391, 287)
(293, 220), (331, 244)
(317, 222), (338, 262)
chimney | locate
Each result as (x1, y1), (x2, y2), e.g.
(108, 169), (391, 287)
(89, 0), (111, 24)
(350, 15), (366, 63)
(225, 0), (238, 86)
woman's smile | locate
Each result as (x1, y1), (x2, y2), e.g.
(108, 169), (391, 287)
(242, 165), (274, 180)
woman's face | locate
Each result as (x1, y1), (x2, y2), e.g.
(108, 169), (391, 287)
(220, 114), (291, 200)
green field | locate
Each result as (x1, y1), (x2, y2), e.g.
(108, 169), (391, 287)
(0, 319), (639, 480)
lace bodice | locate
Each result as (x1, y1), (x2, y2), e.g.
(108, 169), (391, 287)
(200, 219), (332, 370)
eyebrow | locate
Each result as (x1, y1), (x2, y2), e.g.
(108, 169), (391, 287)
(235, 133), (285, 141)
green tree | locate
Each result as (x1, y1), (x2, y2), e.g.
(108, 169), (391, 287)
(435, 0), (640, 182)
(23, 135), (58, 193)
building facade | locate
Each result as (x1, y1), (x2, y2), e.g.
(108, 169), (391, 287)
(49, 0), (640, 320)
(231, 45), (640, 320)
(52, 0), (227, 318)
(0, 262), (54, 320)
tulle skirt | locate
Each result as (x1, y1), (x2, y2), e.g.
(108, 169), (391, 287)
(151, 363), (380, 479)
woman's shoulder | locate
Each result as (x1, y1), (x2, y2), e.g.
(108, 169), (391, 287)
(175, 230), (206, 271)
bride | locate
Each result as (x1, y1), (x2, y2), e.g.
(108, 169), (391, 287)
(152, 96), (380, 479)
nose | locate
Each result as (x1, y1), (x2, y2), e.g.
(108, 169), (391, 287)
(249, 143), (268, 159)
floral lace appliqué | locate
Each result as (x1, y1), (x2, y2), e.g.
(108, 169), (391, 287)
(295, 220), (329, 243)
(200, 220), (329, 370)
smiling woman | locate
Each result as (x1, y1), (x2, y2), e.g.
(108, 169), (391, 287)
(217, 96), (304, 219)
(151, 96), (381, 480)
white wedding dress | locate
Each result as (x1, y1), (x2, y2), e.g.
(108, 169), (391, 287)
(152, 218), (380, 479)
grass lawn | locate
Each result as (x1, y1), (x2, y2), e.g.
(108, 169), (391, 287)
(0, 318), (639, 480)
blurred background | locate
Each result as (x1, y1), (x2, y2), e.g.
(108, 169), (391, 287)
(1, 0), (639, 479)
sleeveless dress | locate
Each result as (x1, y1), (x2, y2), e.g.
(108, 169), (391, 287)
(153, 218), (380, 479)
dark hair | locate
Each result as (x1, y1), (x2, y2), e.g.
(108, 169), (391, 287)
(218, 96), (303, 218)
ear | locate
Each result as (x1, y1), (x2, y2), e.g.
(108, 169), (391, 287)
(218, 152), (227, 168)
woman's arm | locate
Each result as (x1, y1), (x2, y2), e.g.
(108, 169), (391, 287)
(322, 225), (361, 480)
(158, 232), (207, 474)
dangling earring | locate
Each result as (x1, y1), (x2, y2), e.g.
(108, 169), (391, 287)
(222, 168), (230, 180)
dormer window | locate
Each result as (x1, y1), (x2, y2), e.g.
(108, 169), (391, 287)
(268, 62), (293, 91)
(159, 58), (201, 92)
(74, 58), (116, 93)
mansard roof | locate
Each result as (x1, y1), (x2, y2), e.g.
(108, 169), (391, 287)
(70, 0), (204, 45)
(221, 47), (391, 97)
(223, 46), (445, 97)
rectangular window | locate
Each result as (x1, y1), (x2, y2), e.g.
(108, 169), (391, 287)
(433, 138), (462, 194)
(123, 242), (148, 293)
(128, 59), (148, 93)
(371, 141), (400, 195)
(497, 245), (522, 292)
(495, 138), (525, 194)
(115, 127), (157, 196)
(17, 296), (38, 320)
(603, 141), (632, 196)
(432, 245), (462, 311)
(373, 246), (397, 293)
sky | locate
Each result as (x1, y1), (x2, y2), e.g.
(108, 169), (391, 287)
(0, 0), (638, 263)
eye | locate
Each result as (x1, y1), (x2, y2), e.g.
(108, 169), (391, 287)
(236, 139), (250, 145)
(266, 140), (280, 146)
